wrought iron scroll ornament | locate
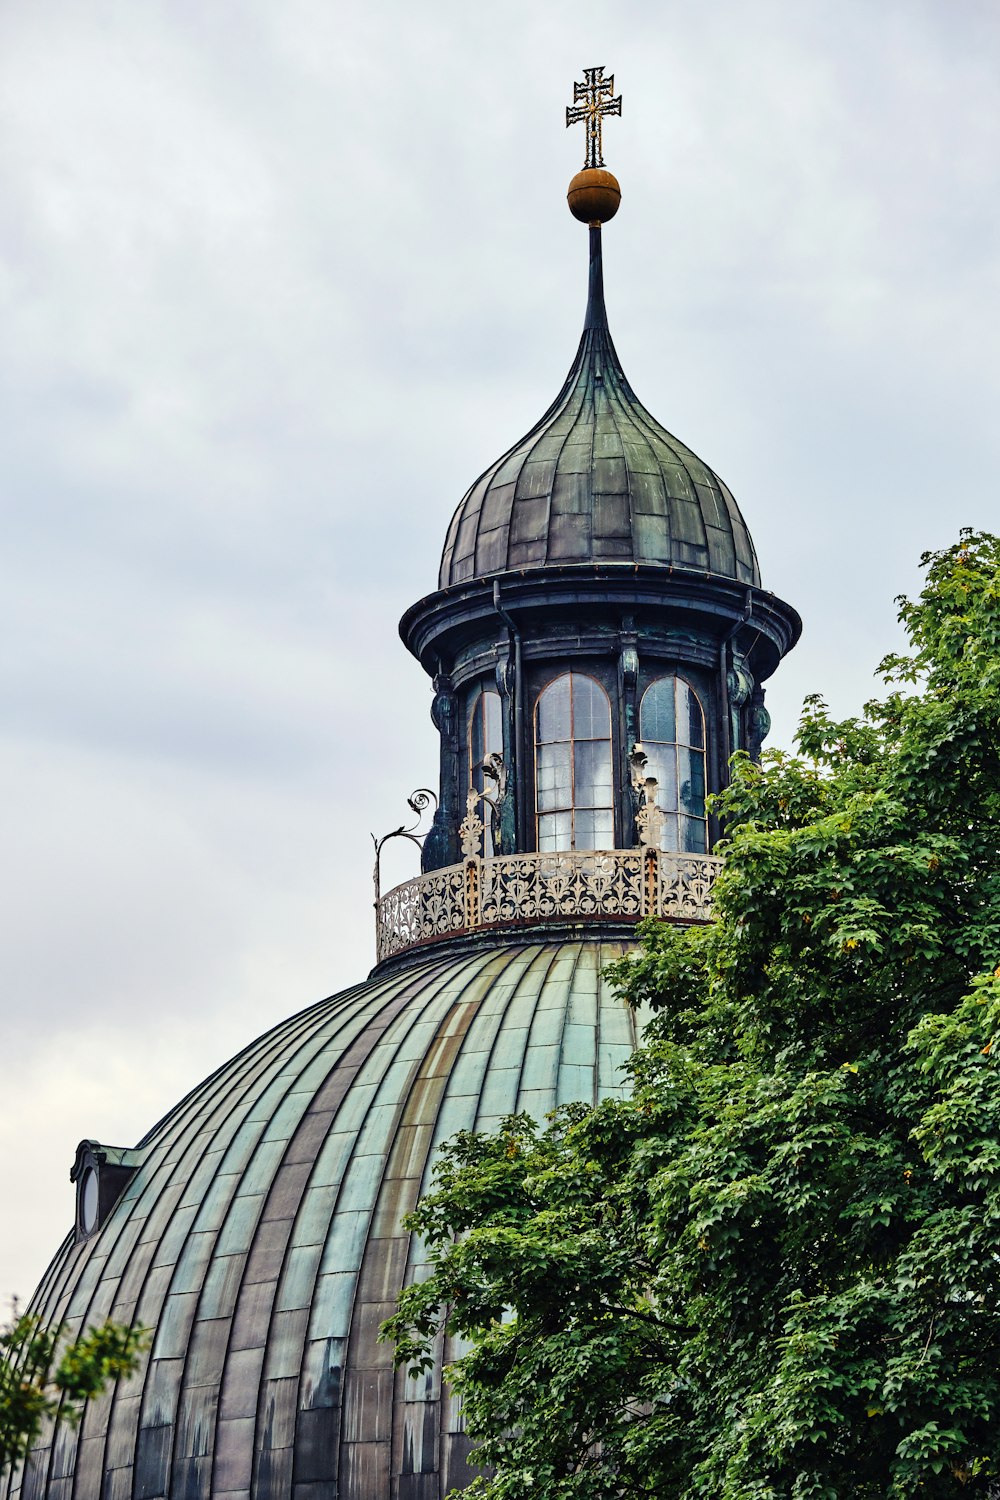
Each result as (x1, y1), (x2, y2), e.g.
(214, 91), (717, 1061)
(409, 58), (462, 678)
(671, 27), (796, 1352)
(566, 66), (622, 169)
(372, 789), (438, 907)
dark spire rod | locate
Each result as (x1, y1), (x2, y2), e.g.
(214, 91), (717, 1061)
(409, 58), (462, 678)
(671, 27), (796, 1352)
(584, 225), (608, 332)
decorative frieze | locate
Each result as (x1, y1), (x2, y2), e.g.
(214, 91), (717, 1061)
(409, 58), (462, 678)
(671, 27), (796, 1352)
(375, 847), (722, 964)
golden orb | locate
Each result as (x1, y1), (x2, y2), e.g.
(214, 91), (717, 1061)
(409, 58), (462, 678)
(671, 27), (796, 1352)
(567, 167), (621, 225)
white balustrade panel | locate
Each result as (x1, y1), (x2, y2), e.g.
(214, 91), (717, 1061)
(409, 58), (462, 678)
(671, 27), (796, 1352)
(479, 850), (644, 924)
(657, 854), (719, 922)
(375, 865), (466, 963)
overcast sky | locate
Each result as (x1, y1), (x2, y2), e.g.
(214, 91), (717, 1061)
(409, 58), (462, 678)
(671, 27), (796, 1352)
(1, 0), (998, 1303)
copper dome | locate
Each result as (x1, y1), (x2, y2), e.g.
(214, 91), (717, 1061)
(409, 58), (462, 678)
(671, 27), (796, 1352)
(6, 939), (638, 1500)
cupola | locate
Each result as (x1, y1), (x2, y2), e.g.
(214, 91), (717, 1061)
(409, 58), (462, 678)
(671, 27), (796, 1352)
(376, 72), (801, 967)
(8, 70), (811, 1500)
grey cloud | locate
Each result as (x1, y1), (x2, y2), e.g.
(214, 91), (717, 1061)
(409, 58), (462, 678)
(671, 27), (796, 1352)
(1, 0), (998, 1298)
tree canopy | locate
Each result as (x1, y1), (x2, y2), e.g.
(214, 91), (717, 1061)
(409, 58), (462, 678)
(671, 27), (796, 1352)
(0, 1310), (146, 1478)
(383, 531), (1000, 1498)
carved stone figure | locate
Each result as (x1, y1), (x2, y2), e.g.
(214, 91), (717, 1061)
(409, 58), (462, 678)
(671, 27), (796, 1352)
(747, 689), (772, 761)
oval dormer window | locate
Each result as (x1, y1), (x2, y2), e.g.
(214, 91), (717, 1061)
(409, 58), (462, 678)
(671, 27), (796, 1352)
(80, 1167), (99, 1235)
(71, 1140), (141, 1242)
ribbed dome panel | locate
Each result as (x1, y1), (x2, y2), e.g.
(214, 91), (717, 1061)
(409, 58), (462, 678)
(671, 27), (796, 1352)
(439, 230), (760, 591)
(8, 939), (637, 1500)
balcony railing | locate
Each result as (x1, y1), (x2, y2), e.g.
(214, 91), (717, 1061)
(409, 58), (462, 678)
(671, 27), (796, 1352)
(374, 847), (723, 965)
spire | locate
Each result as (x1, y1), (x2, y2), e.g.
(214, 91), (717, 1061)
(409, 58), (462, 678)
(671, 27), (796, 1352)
(434, 67), (763, 591)
(566, 67), (619, 332)
(584, 224), (608, 332)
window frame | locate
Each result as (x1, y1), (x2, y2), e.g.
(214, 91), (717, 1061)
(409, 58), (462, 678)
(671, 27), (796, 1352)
(533, 669), (615, 853)
(467, 681), (503, 857)
(638, 673), (709, 855)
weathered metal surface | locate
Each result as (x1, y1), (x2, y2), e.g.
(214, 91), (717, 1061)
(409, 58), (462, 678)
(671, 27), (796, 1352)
(375, 847), (723, 963)
(6, 938), (643, 1500)
(438, 227), (760, 590)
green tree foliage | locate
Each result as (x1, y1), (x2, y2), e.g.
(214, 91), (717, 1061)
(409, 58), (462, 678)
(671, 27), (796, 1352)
(0, 1309), (146, 1477)
(383, 532), (1000, 1498)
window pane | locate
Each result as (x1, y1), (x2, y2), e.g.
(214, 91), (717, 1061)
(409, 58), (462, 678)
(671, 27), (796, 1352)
(678, 680), (705, 749)
(469, 686), (504, 857)
(590, 808), (615, 850)
(573, 739), (613, 808)
(536, 672), (614, 853)
(641, 676), (707, 855)
(640, 677), (675, 744)
(681, 816), (708, 853)
(537, 742), (572, 811)
(484, 689), (503, 757)
(658, 812), (680, 854)
(644, 746), (677, 813)
(572, 674), (610, 740)
(537, 674), (572, 743)
(573, 809), (595, 848)
(678, 746), (705, 817)
(469, 694), (485, 771)
(538, 810), (573, 852)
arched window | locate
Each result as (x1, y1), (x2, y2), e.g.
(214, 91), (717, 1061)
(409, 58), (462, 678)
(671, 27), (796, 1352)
(468, 684), (503, 856)
(535, 672), (614, 852)
(640, 676), (708, 853)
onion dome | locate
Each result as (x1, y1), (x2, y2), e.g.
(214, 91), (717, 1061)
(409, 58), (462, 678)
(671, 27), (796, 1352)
(439, 227), (760, 590)
(6, 940), (636, 1500)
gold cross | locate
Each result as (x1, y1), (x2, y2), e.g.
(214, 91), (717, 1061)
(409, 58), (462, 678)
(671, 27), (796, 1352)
(566, 66), (622, 170)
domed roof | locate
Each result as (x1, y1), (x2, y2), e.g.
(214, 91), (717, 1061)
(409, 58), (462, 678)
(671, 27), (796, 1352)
(9, 938), (637, 1500)
(439, 228), (760, 590)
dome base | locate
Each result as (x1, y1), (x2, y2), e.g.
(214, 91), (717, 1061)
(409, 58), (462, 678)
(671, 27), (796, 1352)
(10, 938), (645, 1500)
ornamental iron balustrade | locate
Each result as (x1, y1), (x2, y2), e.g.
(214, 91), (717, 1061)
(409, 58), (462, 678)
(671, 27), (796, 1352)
(374, 846), (723, 964)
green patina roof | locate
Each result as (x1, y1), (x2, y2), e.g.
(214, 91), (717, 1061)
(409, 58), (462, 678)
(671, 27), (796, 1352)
(11, 937), (639, 1500)
(439, 227), (760, 590)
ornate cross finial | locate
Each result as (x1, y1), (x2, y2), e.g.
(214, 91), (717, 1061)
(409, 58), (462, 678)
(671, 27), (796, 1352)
(566, 66), (622, 170)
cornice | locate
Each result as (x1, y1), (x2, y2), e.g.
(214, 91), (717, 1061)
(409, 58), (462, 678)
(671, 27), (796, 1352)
(400, 563), (801, 682)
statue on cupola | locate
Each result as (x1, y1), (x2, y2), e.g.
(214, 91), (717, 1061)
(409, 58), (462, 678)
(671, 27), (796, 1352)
(379, 67), (800, 966)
